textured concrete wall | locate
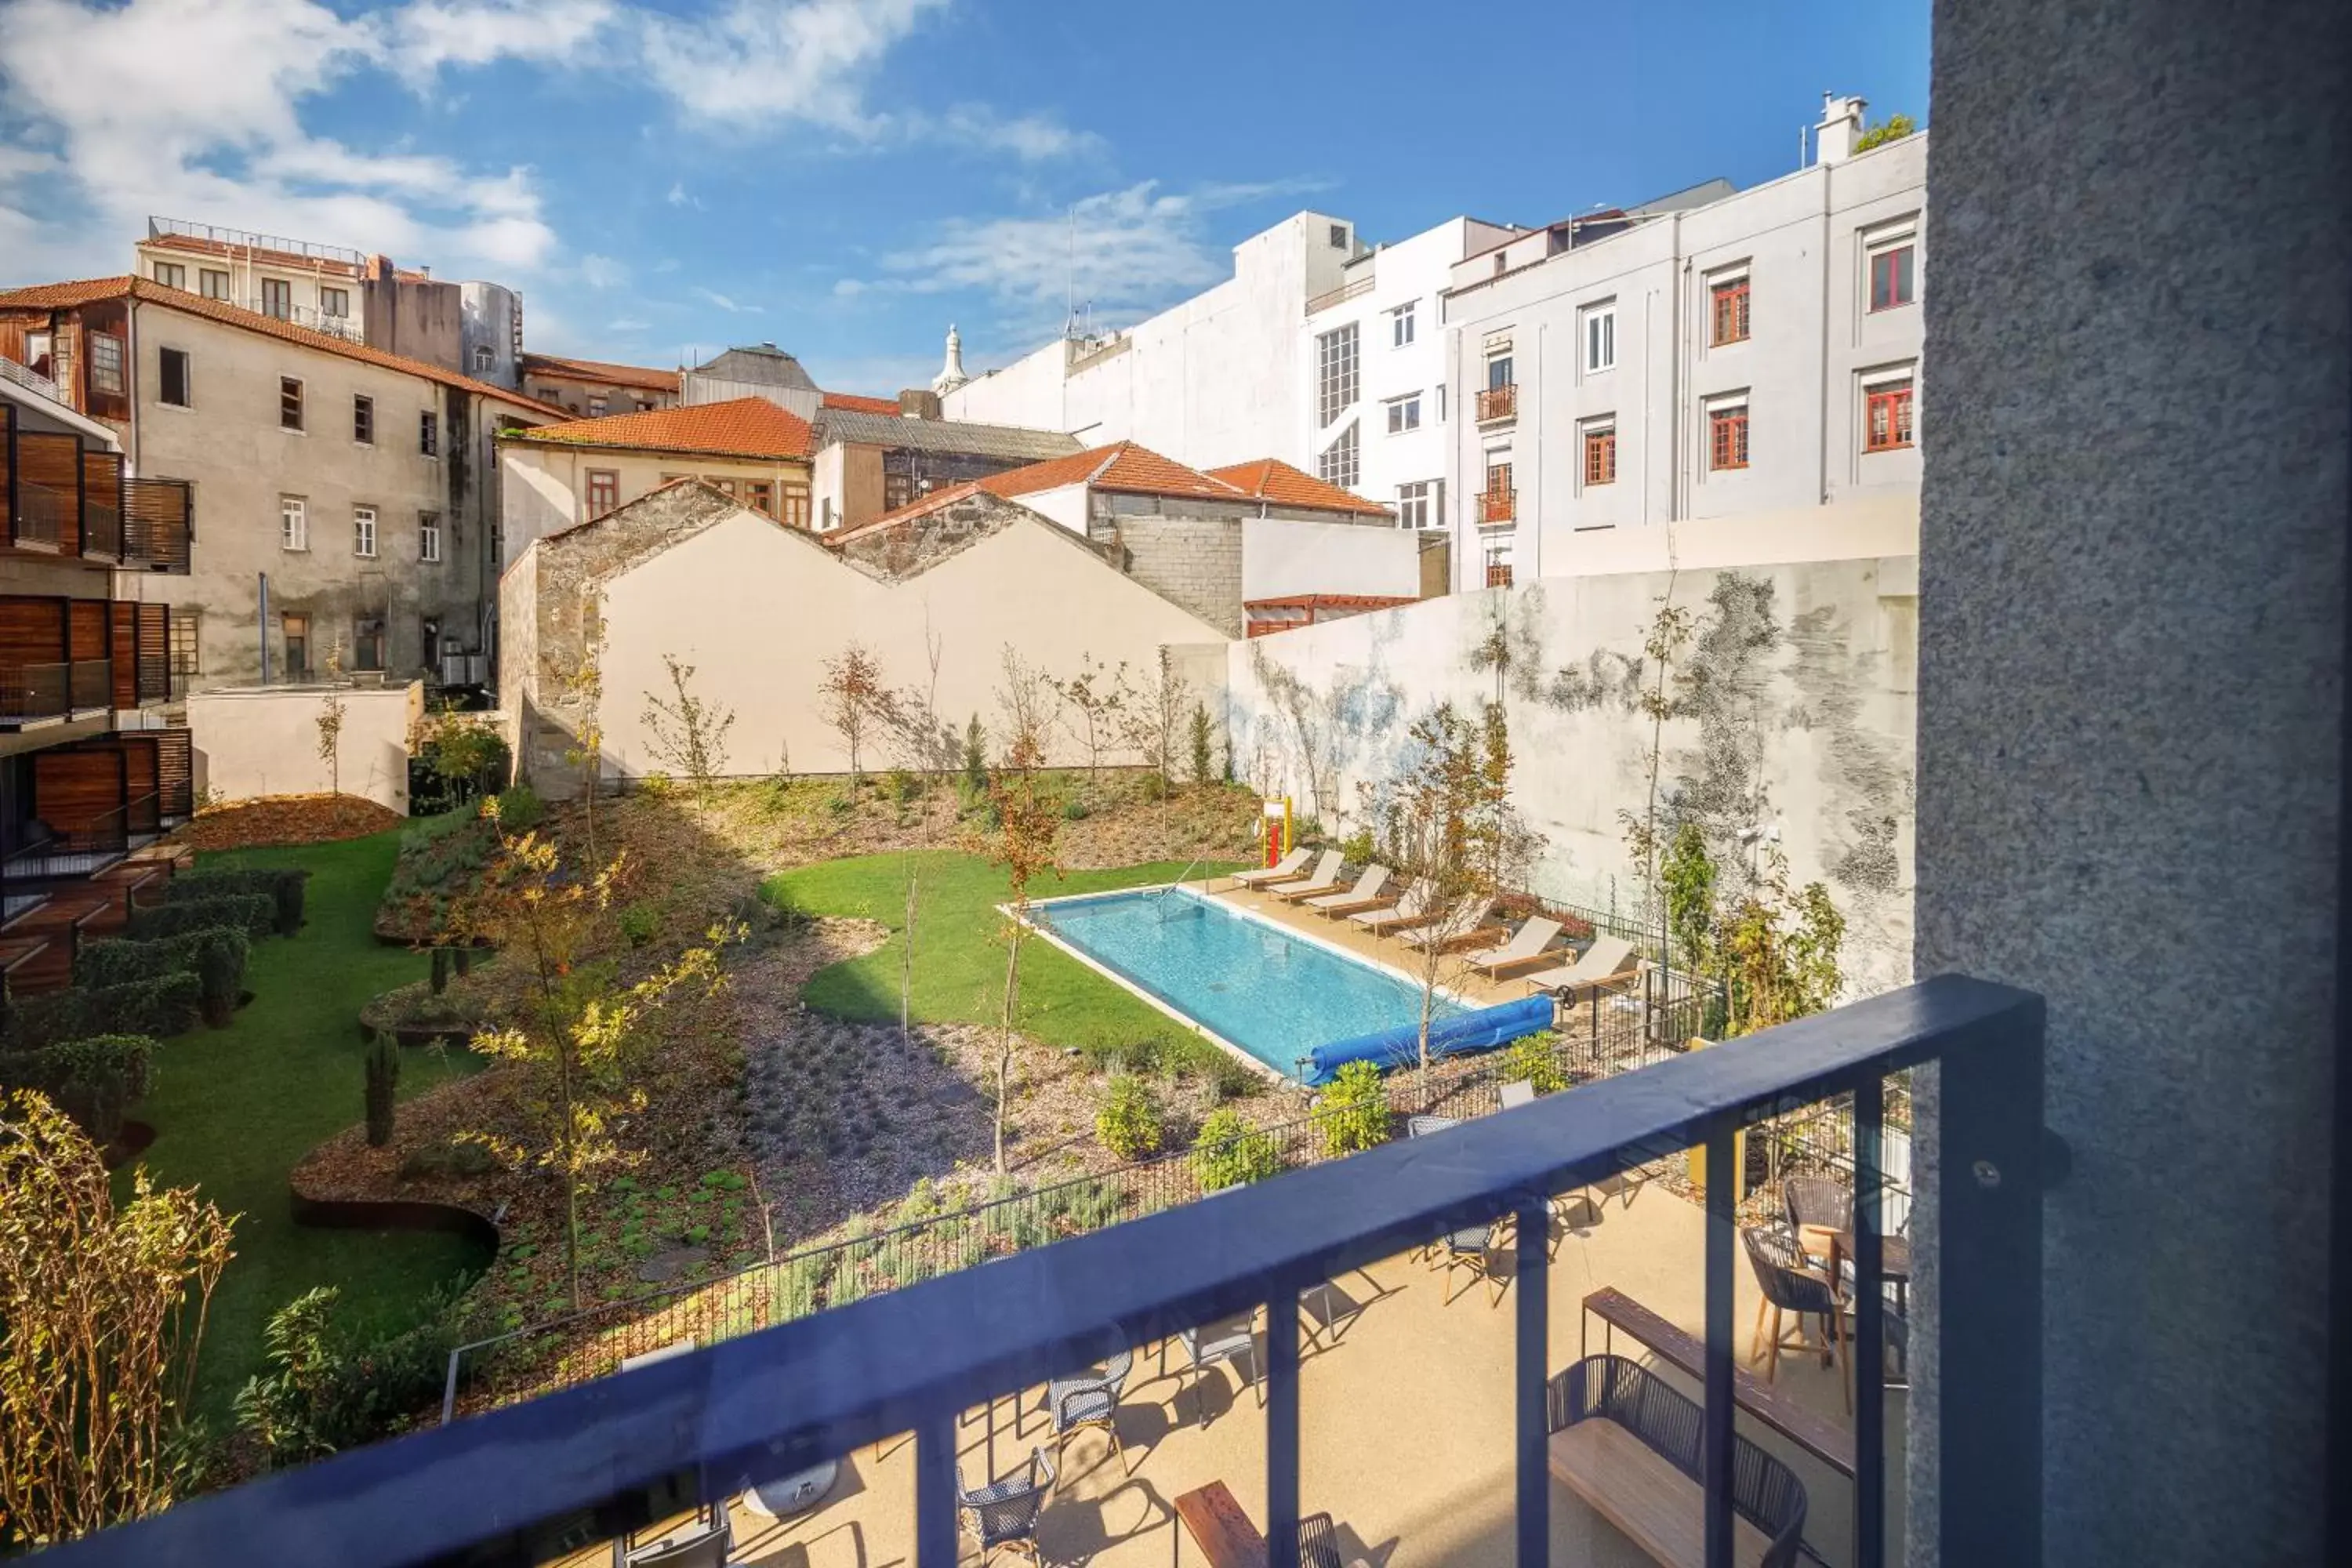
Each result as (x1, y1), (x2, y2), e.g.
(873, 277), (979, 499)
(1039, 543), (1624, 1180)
(1911, 3), (2347, 1563)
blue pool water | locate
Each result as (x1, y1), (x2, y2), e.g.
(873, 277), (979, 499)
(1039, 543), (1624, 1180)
(1035, 887), (1462, 1075)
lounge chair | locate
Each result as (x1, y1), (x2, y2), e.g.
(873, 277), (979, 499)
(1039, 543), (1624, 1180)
(1231, 847), (1313, 888)
(1395, 896), (1498, 951)
(1524, 935), (1640, 997)
(1268, 849), (1346, 902)
(1463, 916), (1566, 978)
(1301, 863), (1391, 916)
(1349, 880), (1434, 932)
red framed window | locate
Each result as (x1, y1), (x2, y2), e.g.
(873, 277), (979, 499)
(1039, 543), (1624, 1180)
(585, 469), (619, 516)
(1584, 427), (1617, 486)
(1865, 381), (1915, 452)
(1708, 406), (1750, 471)
(1711, 278), (1750, 345)
(1869, 243), (1916, 311)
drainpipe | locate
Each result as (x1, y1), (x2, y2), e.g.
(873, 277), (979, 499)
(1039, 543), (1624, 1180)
(258, 572), (270, 685)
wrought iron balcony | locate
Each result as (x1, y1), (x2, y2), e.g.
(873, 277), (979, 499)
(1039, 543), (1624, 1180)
(1479, 488), (1518, 525)
(1477, 383), (1519, 423)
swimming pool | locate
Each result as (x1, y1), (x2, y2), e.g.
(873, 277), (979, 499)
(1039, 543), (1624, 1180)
(1031, 886), (1462, 1076)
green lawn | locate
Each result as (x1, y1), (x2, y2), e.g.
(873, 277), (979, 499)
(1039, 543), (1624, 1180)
(764, 851), (1242, 1059)
(121, 827), (490, 1422)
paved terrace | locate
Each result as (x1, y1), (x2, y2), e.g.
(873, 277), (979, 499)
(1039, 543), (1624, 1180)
(1202, 877), (1538, 1011)
(561, 1177), (1900, 1566)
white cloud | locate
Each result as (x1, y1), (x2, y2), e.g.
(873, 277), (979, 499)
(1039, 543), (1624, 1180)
(605, 315), (652, 332)
(638, 0), (947, 133)
(929, 106), (1102, 163)
(666, 182), (695, 209)
(694, 287), (761, 314)
(376, 0), (616, 83)
(579, 252), (628, 289)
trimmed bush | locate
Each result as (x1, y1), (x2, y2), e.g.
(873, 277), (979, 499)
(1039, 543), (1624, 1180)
(1499, 1029), (1569, 1096)
(1094, 1074), (1165, 1160)
(9, 975), (203, 1050)
(1192, 1109), (1285, 1192)
(167, 866), (308, 937)
(78, 926), (250, 1028)
(129, 893), (275, 942)
(1316, 1060), (1392, 1156)
(0, 1033), (157, 1143)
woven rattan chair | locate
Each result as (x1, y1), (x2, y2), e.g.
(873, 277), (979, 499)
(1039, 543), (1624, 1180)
(1780, 1175), (1851, 1268)
(959, 1446), (1055, 1565)
(1045, 1345), (1133, 1472)
(1744, 1224), (1850, 1411)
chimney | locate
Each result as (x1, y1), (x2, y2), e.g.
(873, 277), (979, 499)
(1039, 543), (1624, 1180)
(1815, 93), (1867, 165)
(898, 388), (942, 420)
(368, 253), (395, 282)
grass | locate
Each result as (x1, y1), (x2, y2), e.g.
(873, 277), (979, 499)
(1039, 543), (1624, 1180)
(764, 850), (1244, 1068)
(119, 828), (490, 1423)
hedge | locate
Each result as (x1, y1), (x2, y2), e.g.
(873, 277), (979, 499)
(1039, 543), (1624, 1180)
(128, 893), (276, 942)
(0, 1033), (157, 1143)
(8, 974), (203, 1051)
(78, 925), (251, 1028)
(166, 866), (309, 937)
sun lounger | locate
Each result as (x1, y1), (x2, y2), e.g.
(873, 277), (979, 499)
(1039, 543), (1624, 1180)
(1396, 897), (1499, 952)
(1464, 916), (1566, 978)
(1349, 880), (1434, 932)
(1231, 847), (1313, 888)
(1525, 935), (1641, 997)
(1302, 863), (1392, 916)
(1268, 850), (1347, 902)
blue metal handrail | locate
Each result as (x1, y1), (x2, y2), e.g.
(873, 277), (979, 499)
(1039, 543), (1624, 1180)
(49, 975), (2047, 1568)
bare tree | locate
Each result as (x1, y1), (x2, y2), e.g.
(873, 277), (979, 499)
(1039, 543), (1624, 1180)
(1054, 653), (1130, 782)
(314, 690), (346, 797)
(993, 645), (1063, 769)
(879, 622), (956, 779)
(817, 642), (894, 796)
(971, 697), (1062, 1173)
(1119, 651), (1193, 782)
(641, 654), (735, 797)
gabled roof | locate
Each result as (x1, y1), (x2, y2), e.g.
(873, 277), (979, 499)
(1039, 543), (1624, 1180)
(521, 353), (681, 394)
(1207, 458), (1392, 517)
(688, 344), (815, 390)
(499, 396), (814, 461)
(820, 391), (902, 415)
(833, 441), (1243, 539)
(0, 274), (566, 417)
(809, 407), (1082, 463)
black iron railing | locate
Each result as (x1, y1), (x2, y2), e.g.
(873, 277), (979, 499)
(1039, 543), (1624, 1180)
(13, 480), (68, 547)
(51, 978), (2049, 1568)
(0, 661), (70, 722)
(4, 807), (129, 874)
(136, 651), (170, 704)
(68, 657), (110, 710)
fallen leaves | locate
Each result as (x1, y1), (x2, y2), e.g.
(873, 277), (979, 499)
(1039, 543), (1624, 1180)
(178, 793), (405, 851)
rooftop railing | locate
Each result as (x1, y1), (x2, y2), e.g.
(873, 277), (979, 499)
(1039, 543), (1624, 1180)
(54, 977), (2048, 1568)
(1305, 275), (1376, 316)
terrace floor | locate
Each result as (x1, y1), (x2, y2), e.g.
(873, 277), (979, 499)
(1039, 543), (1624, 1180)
(561, 1176), (1900, 1567)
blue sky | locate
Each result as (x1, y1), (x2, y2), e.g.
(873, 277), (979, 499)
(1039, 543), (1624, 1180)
(0, 0), (1930, 395)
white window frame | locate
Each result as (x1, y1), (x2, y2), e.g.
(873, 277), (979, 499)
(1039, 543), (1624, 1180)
(418, 409), (439, 458)
(353, 506), (377, 558)
(419, 511), (443, 564)
(280, 495), (309, 552)
(1385, 392), (1422, 435)
(1579, 416), (1618, 493)
(320, 287), (350, 319)
(1863, 217), (1922, 314)
(1315, 323), (1360, 427)
(353, 394), (373, 445)
(1390, 299), (1417, 348)
(153, 261), (185, 290)
(1396, 479), (1442, 531)
(1582, 301), (1617, 374)
(198, 268), (230, 299)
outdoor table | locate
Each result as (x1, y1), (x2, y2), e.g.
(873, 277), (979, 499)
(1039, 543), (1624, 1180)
(1174, 1480), (1269, 1567)
(1828, 1230), (1912, 1316)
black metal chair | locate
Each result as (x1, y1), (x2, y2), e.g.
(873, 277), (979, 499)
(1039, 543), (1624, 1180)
(1298, 1510), (1348, 1568)
(1045, 1344), (1133, 1472)
(612, 1508), (733, 1568)
(959, 1446), (1055, 1564)
(1171, 1312), (1259, 1428)
(1743, 1224), (1849, 1412)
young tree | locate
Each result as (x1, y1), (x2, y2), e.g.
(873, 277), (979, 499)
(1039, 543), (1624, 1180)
(972, 699), (1062, 1174)
(1716, 847), (1846, 1037)
(315, 690), (347, 797)
(1363, 703), (1496, 1074)
(960, 713), (988, 800)
(1617, 587), (1694, 924)
(993, 644), (1062, 773)
(1054, 652), (1130, 782)
(456, 808), (737, 1309)
(816, 642), (894, 797)
(1118, 652), (1192, 782)
(1188, 702), (1215, 788)
(878, 623), (956, 779)
(0, 1090), (234, 1546)
(640, 654), (735, 797)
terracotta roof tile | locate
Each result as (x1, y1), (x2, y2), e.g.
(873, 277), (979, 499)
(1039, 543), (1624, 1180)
(832, 441), (1246, 540)
(1206, 457), (1392, 517)
(521, 353), (681, 394)
(502, 396), (814, 460)
(820, 391), (902, 415)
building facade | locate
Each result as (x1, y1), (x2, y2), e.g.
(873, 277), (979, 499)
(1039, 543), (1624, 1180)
(806, 405), (1080, 534)
(1443, 106), (1926, 587)
(519, 353), (681, 419)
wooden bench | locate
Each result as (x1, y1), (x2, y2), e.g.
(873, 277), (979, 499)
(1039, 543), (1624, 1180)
(1581, 1287), (1854, 1478)
(1171, 1483), (1352, 1568)
(1547, 1356), (1808, 1568)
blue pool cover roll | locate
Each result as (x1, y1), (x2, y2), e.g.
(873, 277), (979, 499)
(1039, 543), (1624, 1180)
(1301, 994), (1555, 1085)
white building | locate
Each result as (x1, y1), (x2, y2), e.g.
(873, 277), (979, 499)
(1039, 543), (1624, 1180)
(1442, 99), (1926, 587)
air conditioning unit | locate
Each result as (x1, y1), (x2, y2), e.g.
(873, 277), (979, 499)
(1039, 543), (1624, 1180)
(437, 653), (486, 688)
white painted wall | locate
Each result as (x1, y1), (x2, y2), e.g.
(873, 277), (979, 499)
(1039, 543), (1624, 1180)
(187, 681), (423, 813)
(1022, 481), (1091, 536)
(1240, 517), (1422, 600)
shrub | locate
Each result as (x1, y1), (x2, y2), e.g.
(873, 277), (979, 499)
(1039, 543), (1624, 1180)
(1499, 1029), (1569, 1096)
(77, 926), (249, 1028)
(1062, 797), (1091, 821)
(129, 894), (274, 942)
(1338, 829), (1377, 866)
(234, 1278), (484, 1468)
(166, 866), (308, 937)
(491, 782), (544, 831)
(1192, 1109), (1284, 1192)
(1316, 1060), (1391, 1156)
(9, 975), (202, 1051)
(1094, 1075), (1165, 1160)
(0, 1033), (156, 1143)
(617, 902), (660, 947)
(885, 768), (920, 804)
(1188, 703), (1214, 786)
(1137, 771), (1170, 803)
(398, 1138), (495, 1181)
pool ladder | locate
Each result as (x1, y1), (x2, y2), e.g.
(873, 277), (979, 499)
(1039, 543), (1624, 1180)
(1155, 852), (1212, 919)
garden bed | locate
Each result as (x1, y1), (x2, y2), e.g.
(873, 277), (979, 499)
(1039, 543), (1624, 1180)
(176, 793), (405, 851)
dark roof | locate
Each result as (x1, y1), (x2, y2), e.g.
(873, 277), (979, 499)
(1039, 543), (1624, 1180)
(808, 408), (1082, 463)
(688, 344), (816, 390)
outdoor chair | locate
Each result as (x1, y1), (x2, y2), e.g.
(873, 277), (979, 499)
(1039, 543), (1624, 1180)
(959, 1446), (1056, 1565)
(1044, 1344), (1134, 1473)
(1231, 847), (1313, 888)
(1301, 862), (1392, 916)
(1523, 935), (1639, 998)
(1269, 849), (1347, 902)
(1167, 1311), (1260, 1428)
(1349, 879), (1434, 932)
(1464, 916), (1566, 978)
(614, 1508), (733, 1568)
(1498, 1080), (1537, 1109)
(1298, 1511), (1349, 1568)
(1393, 894), (1497, 951)
(1781, 1175), (1851, 1269)
(1435, 1219), (1505, 1306)
(1743, 1224), (1851, 1412)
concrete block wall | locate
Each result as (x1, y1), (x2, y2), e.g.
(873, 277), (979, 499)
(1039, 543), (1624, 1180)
(1092, 514), (1246, 637)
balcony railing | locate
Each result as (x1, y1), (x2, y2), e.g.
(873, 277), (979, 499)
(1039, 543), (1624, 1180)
(0, 354), (64, 403)
(238, 299), (364, 341)
(1478, 383), (1519, 423)
(5, 805), (129, 879)
(13, 480), (68, 548)
(1479, 488), (1518, 525)
(0, 662), (70, 722)
(1304, 274), (1375, 316)
(122, 478), (194, 574)
(68, 657), (110, 712)
(1487, 563), (1516, 588)
(136, 650), (172, 705)
(82, 497), (121, 561)
(62, 978), (2049, 1568)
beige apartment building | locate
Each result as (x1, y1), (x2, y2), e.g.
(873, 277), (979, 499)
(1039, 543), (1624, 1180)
(0, 276), (561, 688)
(518, 353), (681, 419)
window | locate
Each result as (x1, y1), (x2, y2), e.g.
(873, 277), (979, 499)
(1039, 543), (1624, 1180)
(89, 332), (124, 397)
(1315, 323), (1359, 427)
(260, 278), (292, 319)
(779, 485), (811, 529)
(352, 615), (386, 673)
(168, 611), (201, 677)
(159, 347), (191, 408)
(1328, 223), (1349, 249)
(199, 268), (230, 299)
(474, 345), (495, 373)
(1480, 458), (1515, 523)
(1385, 393), (1421, 434)
(1396, 480), (1441, 530)
(1865, 377), (1916, 452)
(320, 287), (349, 319)
(353, 394), (373, 444)
(1711, 274), (1751, 345)
(280, 495), (308, 550)
(22, 331), (49, 379)
(1486, 353), (1515, 390)
(353, 506), (376, 558)
(1436, 384), (1446, 423)
(746, 480), (775, 517)
(884, 472), (913, 512)
(418, 411), (438, 457)
(1583, 420), (1618, 486)
(585, 469), (619, 516)
(419, 511), (442, 563)
(280, 376), (304, 431)
(1478, 350), (1517, 422)
(1484, 544), (1514, 589)
(636, 397), (657, 412)
(1708, 400), (1751, 471)
(587, 394), (608, 417)
(1390, 299), (1417, 347)
(281, 613), (310, 677)
(153, 261), (185, 290)
(1583, 303), (1617, 372)
(708, 477), (739, 499)
(1316, 421), (1359, 490)
(1869, 239), (1917, 311)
